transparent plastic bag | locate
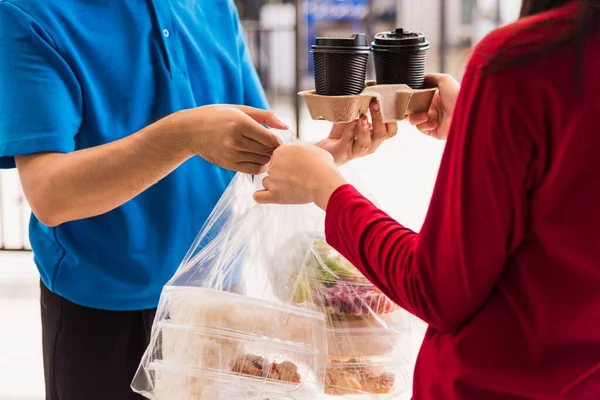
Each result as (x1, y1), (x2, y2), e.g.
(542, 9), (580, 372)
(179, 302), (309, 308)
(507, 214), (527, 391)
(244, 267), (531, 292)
(132, 129), (413, 399)
(132, 130), (329, 400)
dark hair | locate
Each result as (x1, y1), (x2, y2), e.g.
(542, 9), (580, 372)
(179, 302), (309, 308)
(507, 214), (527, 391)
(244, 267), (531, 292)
(519, 0), (574, 16)
(484, 0), (600, 79)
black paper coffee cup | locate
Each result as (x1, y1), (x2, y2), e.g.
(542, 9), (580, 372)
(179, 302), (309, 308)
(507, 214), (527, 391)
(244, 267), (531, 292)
(371, 28), (430, 89)
(311, 34), (370, 96)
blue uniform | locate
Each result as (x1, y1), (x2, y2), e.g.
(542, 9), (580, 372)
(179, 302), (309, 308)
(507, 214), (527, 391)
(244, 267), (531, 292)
(0, 0), (268, 310)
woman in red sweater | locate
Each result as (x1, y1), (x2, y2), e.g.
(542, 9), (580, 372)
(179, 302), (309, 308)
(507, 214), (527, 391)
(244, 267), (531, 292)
(255, 1), (600, 398)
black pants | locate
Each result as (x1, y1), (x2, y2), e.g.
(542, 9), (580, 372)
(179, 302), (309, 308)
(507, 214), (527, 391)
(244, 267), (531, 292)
(40, 281), (156, 400)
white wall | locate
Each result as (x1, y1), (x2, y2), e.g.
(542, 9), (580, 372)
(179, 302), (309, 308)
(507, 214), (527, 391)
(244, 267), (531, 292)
(260, 4), (296, 92)
(396, 0), (470, 48)
(472, 0), (521, 43)
(0, 170), (31, 250)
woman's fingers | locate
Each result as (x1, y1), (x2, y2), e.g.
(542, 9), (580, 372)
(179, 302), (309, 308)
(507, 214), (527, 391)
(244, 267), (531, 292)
(253, 189), (275, 204)
(408, 112), (430, 126)
(385, 122), (398, 138)
(341, 120), (358, 143)
(423, 73), (447, 87)
(261, 176), (272, 190)
(416, 120), (439, 133)
(235, 135), (275, 156)
(353, 116), (372, 155)
(370, 102), (388, 143)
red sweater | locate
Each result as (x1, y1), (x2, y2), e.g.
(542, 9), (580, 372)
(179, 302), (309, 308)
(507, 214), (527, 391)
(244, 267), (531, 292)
(325, 3), (600, 399)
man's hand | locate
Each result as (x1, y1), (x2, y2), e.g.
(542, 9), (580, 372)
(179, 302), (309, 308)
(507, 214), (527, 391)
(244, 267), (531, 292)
(407, 73), (460, 140)
(176, 105), (288, 174)
(317, 101), (398, 165)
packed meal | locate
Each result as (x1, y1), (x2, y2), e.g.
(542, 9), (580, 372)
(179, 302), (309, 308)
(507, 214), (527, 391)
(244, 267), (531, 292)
(324, 358), (396, 396)
(293, 240), (398, 320)
(326, 328), (407, 358)
(167, 287), (322, 345)
(230, 354), (301, 384)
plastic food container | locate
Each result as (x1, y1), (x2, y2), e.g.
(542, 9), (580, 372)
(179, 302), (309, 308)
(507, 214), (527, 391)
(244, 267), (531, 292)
(324, 357), (412, 397)
(286, 239), (400, 321)
(328, 307), (410, 331)
(326, 326), (411, 360)
(307, 277), (399, 320)
(165, 286), (327, 347)
(159, 322), (323, 381)
(149, 362), (324, 400)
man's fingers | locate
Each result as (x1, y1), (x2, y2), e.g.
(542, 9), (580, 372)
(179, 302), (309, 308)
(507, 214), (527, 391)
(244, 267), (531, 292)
(236, 162), (268, 175)
(240, 122), (281, 149)
(233, 106), (287, 149)
(237, 152), (271, 165)
(235, 105), (289, 130)
(253, 189), (276, 204)
(408, 112), (430, 126)
(235, 135), (275, 156)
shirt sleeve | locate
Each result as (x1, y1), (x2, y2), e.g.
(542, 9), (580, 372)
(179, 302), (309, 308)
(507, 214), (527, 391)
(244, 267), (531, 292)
(0, 2), (82, 169)
(325, 62), (536, 333)
(229, 0), (269, 110)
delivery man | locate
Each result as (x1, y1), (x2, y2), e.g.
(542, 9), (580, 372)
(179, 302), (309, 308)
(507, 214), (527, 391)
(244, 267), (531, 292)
(0, 0), (396, 398)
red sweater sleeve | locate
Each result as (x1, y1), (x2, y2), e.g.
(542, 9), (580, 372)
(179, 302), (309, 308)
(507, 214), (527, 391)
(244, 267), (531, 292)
(325, 62), (537, 332)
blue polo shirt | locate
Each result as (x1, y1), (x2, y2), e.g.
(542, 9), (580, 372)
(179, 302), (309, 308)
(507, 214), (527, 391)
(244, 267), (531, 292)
(0, 0), (268, 310)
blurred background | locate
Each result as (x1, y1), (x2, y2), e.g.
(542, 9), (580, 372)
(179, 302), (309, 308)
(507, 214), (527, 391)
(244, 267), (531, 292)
(0, 0), (520, 398)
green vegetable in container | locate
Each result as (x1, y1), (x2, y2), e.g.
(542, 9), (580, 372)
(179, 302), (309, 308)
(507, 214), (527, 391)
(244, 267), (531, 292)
(310, 240), (364, 285)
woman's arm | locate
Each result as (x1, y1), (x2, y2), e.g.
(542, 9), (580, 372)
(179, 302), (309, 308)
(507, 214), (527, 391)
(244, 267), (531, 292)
(324, 63), (538, 332)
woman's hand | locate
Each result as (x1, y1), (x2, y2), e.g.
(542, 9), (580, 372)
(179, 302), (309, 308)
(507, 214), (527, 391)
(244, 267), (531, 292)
(317, 102), (398, 165)
(407, 73), (460, 140)
(253, 144), (347, 210)
(175, 104), (288, 174)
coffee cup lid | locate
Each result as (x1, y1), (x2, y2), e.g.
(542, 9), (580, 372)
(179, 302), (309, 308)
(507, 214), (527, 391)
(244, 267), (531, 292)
(311, 33), (371, 52)
(372, 28), (430, 49)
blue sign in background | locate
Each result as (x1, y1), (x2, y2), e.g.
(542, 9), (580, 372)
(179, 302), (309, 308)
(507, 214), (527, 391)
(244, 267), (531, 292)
(303, 0), (369, 73)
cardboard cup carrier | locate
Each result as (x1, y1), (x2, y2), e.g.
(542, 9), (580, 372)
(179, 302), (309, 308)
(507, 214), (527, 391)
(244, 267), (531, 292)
(301, 29), (436, 123)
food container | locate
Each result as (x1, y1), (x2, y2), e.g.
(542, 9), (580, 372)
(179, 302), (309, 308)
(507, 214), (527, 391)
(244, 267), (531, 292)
(149, 362), (324, 400)
(326, 327), (411, 360)
(328, 307), (410, 331)
(140, 288), (329, 399)
(165, 286), (327, 347)
(324, 357), (412, 397)
(159, 321), (323, 382)
(289, 240), (400, 320)
(310, 277), (399, 320)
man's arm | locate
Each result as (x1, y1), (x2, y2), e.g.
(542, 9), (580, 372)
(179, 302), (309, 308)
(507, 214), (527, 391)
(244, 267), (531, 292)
(15, 115), (190, 227)
(15, 105), (286, 227)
